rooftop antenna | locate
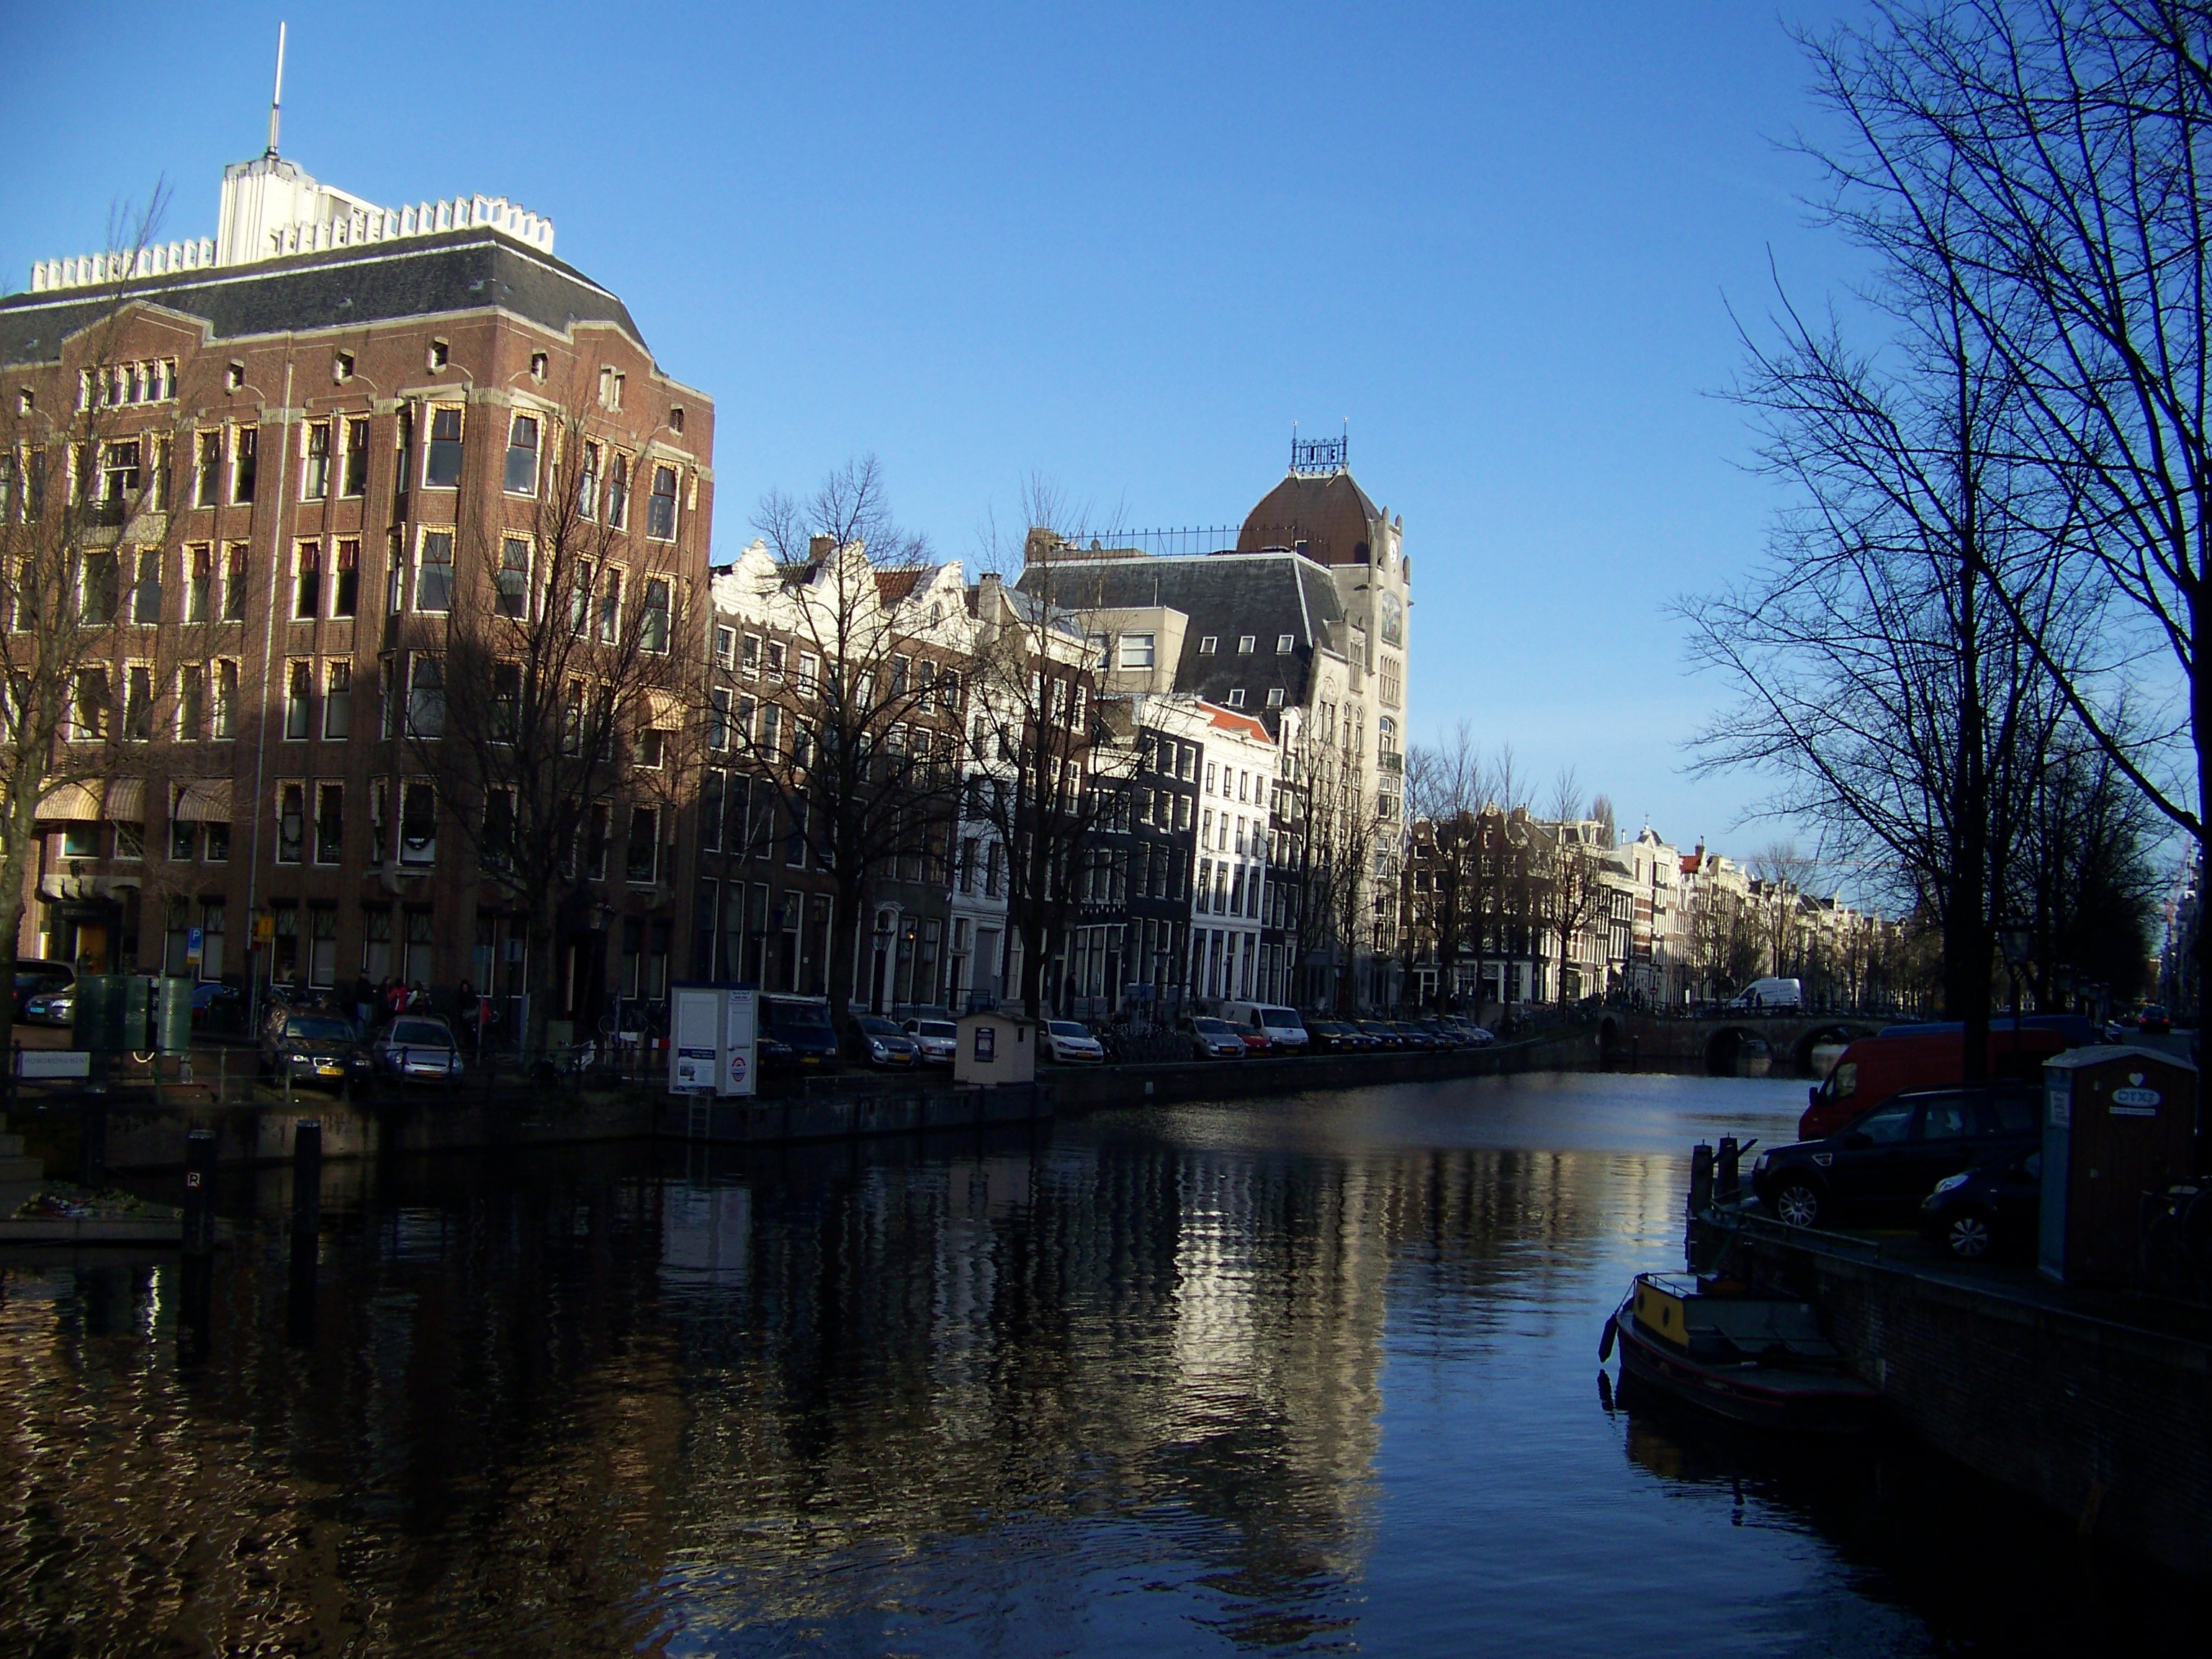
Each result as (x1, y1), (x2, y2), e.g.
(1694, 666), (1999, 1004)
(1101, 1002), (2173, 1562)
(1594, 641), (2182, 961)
(266, 21), (287, 158)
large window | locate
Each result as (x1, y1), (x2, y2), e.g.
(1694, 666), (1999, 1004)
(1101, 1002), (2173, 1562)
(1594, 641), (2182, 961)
(407, 655), (444, 737)
(131, 549), (161, 624)
(176, 663), (204, 741)
(341, 417), (369, 496)
(212, 660), (238, 739)
(277, 781), (305, 863)
(302, 422), (331, 500)
(185, 544), (212, 622)
(400, 782), (437, 866)
(194, 432), (221, 507)
(424, 406), (463, 488)
(415, 529), (454, 613)
(222, 543), (249, 621)
(1118, 631), (1155, 670)
(284, 660), (313, 739)
(123, 664), (153, 739)
(647, 464), (679, 540)
(332, 538), (359, 617)
(315, 784), (343, 864)
(641, 577), (670, 652)
(598, 567), (624, 643)
(323, 661), (352, 739)
(503, 413), (540, 495)
(78, 549), (116, 624)
(577, 442), (601, 518)
(294, 540), (320, 619)
(628, 807), (661, 884)
(231, 426), (256, 503)
(606, 453), (629, 529)
(496, 536), (529, 619)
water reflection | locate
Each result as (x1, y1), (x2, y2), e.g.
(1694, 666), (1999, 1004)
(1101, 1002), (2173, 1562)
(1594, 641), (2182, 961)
(0, 1076), (2194, 1655)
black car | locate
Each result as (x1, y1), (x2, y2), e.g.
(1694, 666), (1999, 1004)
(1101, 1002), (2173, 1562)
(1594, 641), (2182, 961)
(261, 1011), (372, 1089)
(1305, 1019), (1369, 1053)
(1920, 1150), (2041, 1260)
(1751, 1083), (2041, 1230)
(760, 996), (840, 1069)
(12, 958), (73, 1021)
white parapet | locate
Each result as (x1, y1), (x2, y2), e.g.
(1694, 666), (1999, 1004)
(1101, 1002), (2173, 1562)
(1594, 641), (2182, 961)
(24, 157), (555, 297)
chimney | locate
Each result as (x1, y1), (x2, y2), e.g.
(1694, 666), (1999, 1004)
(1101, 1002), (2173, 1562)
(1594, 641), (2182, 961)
(808, 534), (835, 560)
(978, 571), (1002, 619)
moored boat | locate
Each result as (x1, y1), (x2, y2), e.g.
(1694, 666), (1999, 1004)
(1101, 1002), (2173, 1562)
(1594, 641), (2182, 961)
(1601, 1272), (1878, 1434)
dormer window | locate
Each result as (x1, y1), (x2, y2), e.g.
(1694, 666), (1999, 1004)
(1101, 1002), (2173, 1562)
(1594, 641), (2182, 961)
(333, 351), (354, 382)
(530, 352), (548, 381)
(1237, 635), (1256, 654)
(428, 338), (449, 371)
(1197, 635), (1218, 655)
(225, 362), (245, 392)
(669, 405), (685, 434)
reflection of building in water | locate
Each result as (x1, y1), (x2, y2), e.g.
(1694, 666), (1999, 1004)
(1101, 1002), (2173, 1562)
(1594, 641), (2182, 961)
(0, 1132), (1694, 1651)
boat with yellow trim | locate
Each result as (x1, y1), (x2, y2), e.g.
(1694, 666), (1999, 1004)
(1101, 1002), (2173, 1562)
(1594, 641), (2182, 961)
(1601, 1272), (1879, 1433)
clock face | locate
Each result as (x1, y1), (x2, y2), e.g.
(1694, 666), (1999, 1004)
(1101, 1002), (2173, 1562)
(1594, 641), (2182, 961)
(1380, 593), (1403, 646)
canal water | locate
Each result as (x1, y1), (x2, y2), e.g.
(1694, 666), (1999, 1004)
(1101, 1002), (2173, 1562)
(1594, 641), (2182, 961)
(0, 1073), (2195, 1655)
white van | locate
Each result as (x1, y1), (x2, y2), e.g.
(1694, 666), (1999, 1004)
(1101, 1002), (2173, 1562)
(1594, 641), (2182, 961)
(1224, 1003), (1308, 1053)
(1725, 978), (1803, 1012)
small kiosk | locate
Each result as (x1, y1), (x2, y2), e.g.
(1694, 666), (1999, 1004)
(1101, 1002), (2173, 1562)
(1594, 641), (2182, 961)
(667, 984), (758, 1097)
(955, 1010), (1035, 1088)
(2041, 1046), (2197, 1285)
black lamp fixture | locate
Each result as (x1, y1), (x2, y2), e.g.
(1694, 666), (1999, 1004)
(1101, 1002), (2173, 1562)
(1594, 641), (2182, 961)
(1998, 920), (2034, 969)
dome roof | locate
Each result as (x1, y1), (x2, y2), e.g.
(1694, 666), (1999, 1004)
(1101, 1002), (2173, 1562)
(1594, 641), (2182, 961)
(1236, 469), (1383, 565)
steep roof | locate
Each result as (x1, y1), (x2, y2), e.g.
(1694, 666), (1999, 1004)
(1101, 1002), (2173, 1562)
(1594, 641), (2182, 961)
(1017, 550), (1345, 734)
(1237, 469), (1384, 565)
(0, 227), (649, 370)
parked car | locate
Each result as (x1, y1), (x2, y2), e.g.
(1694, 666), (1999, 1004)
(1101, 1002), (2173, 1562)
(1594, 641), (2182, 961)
(1184, 1016), (1248, 1059)
(23, 987), (75, 1026)
(1445, 1019), (1496, 1047)
(372, 1015), (465, 1083)
(190, 980), (245, 1031)
(1920, 1150), (2042, 1260)
(760, 995), (840, 1069)
(1390, 1021), (1439, 1050)
(1223, 1004), (1308, 1054)
(1305, 1019), (1367, 1053)
(1410, 1018), (1465, 1048)
(903, 1017), (958, 1065)
(1801, 1026), (2064, 1141)
(845, 1015), (919, 1069)
(2139, 1003), (2174, 1035)
(1042, 1020), (1106, 1064)
(261, 1012), (372, 1089)
(1357, 1020), (1404, 1050)
(12, 959), (75, 1022)
(1753, 1083), (2041, 1230)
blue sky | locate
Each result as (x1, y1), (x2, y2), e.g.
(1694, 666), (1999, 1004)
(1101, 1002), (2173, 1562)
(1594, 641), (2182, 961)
(1, 1), (1874, 865)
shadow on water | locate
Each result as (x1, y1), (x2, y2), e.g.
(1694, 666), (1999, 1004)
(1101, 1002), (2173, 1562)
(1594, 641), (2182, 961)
(0, 1077), (2199, 1656)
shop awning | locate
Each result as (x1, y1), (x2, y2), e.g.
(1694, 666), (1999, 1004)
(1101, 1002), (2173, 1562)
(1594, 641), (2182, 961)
(172, 778), (234, 822)
(104, 777), (145, 821)
(35, 782), (99, 822)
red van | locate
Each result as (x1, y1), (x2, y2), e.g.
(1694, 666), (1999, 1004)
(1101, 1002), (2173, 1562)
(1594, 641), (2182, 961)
(1800, 1026), (2067, 1140)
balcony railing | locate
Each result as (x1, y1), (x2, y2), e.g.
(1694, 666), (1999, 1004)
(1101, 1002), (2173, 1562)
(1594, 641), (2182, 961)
(1377, 750), (1403, 775)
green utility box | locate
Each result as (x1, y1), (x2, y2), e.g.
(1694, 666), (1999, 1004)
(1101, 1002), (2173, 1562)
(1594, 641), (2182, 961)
(71, 974), (148, 1053)
(153, 976), (193, 1053)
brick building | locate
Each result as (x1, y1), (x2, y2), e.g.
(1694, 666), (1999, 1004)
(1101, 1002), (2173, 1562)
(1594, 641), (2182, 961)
(0, 145), (711, 1034)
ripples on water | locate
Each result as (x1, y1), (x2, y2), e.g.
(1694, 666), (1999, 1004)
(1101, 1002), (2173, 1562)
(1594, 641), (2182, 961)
(0, 1072), (2194, 1655)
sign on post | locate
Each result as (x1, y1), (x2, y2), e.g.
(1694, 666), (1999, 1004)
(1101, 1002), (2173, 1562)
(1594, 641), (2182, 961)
(17, 1049), (92, 1080)
(666, 984), (757, 1098)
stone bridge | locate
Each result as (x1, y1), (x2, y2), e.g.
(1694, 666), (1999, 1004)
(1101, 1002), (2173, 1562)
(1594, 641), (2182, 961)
(1599, 1011), (1886, 1076)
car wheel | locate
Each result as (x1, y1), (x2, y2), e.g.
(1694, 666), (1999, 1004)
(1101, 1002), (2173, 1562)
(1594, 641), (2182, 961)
(1774, 1182), (1824, 1228)
(1944, 1210), (1995, 1260)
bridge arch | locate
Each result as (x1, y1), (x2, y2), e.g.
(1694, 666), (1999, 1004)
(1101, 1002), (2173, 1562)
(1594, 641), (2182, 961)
(1703, 1025), (1759, 1076)
(1789, 1022), (1877, 1075)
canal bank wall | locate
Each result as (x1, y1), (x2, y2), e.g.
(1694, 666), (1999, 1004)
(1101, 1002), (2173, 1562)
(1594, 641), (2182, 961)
(26, 1023), (1606, 1168)
(1738, 1219), (2212, 1583)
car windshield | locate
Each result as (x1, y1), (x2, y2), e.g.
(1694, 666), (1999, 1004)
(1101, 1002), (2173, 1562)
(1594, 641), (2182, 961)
(857, 1017), (902, 1035)
(1852, 1103), (1914, 1144)
(769, 1003), (833, 1032)
(389, 1020), (451, 1046)
(914, 1021), (956, 1038)
(1193, 1019), (1233, 1033)
(287, 1017), (354, 1042)
(1259, 1008), (1300, 1027)
(1048, 1022), (1090, 1038)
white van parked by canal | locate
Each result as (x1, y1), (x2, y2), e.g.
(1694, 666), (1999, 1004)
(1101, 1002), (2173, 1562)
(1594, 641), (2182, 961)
(1224, 1004), (1309, 1053)
(1726, 978), (1804, 1012)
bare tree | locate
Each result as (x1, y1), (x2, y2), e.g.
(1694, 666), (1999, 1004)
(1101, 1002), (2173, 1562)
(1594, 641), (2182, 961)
(1532, 768), (1608, 1004)
(1292, 716), (1373, 1014)
(1792, 0), (2212, 1020)
(967, 520), (1126, 1020)
(0, 187), (219, 1041)
(739, 457), (958, 1030)
(398, 374), (696, 1056)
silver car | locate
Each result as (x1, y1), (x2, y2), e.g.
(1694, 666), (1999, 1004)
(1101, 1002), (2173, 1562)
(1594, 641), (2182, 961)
(1042, 1020), (1105, 1064)
(373, 1015), (464, 1082)
(904, 1017), (958, 1065)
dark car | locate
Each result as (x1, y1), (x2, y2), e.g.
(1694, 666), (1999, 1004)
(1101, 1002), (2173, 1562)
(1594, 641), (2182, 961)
(760, 996), (840, 1069)
(1390, 1021), (1439, 1051)
(1357, 1020), (1403, 1050)
(1752, 1083), (2041, 1230)
(261, 1012), (372, 1089)
(845, 1014), (919, 1069)
(1305, 1019), (1367, 1053)
(190, 980), (245, 1031)
(1411, 1018), (1466, 1048)
(13, 959), (74, 1022)
(1920, 1150), (2042, 1260)
(2139, 1004), (2174, 1035)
